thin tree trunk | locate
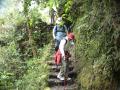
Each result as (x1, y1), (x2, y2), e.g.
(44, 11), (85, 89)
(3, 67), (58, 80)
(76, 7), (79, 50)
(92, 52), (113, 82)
(27, 17), (37, 57)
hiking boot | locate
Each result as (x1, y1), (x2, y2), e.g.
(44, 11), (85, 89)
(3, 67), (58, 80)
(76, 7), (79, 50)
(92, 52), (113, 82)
(57, 74), (65, 80)
(67, 77), (71, 80)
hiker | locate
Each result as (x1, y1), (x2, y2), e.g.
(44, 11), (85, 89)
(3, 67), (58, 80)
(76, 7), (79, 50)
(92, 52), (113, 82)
(53, 17), (68, 51)
(49, 8), (56, 24)
(57, 32), (75, 81)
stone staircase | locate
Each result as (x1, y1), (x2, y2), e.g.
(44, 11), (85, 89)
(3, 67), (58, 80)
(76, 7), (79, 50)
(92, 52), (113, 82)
(47, 46), (78, 90)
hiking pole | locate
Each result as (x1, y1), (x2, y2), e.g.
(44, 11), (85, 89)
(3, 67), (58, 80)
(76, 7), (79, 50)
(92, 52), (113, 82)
(64, 54), (69, 90)
(64, 74), (67, 90)
(64, 60), (68, 90)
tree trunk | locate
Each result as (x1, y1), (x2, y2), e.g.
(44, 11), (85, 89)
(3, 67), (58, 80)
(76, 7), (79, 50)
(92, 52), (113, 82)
(27, 17), (37, 57)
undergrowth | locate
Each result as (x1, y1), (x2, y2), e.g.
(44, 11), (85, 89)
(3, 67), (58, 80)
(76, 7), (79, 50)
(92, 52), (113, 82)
(16, 44), (52, 90)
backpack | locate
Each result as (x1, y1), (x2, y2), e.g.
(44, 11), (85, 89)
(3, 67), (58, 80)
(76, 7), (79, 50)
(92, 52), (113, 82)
(55, 25), (66, 32)
(54, 49), (61, 65)
(54, 49), (71, 65)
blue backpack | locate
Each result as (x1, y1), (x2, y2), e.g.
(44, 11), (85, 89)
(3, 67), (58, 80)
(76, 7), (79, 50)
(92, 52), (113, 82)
(55, 25), (66, 32)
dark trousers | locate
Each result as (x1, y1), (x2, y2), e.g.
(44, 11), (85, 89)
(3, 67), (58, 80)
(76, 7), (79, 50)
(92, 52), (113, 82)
(55, 39), (60, 51)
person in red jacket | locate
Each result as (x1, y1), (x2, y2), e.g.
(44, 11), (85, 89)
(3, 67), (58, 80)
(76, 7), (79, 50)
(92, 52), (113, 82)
(56, 32), (75, 81)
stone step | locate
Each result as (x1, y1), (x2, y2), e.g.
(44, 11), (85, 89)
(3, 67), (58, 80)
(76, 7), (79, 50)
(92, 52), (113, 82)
(47, 60), (55, 65)
(68, 70), (77, 78)
(48, 78), (74, 87)
(49, 72), (57, 78)
(50, 84), (78, 90)
(47, 60), (73, 66)
(49, 70), (77, 79)
(49, 65), (74, 72)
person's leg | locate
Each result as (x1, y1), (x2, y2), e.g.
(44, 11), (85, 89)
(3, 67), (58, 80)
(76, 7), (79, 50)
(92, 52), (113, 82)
(57, 58), (71, 80)
(57, 58), (65, 80)
(55, 39), (60, 51)
(51, 15), (54, 24)
(57, 58), (67, 80)
(63, 60), (67, 76)
(65, 60), (68, 77)
(64, 59), (71, 80)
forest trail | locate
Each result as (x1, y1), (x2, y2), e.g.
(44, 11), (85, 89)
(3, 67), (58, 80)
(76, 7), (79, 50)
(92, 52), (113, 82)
(47, 43), (78, 90)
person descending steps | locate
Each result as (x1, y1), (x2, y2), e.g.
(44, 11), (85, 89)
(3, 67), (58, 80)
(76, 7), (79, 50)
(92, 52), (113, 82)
(48, 32), (77, 90)
(54, 32), (75, 81)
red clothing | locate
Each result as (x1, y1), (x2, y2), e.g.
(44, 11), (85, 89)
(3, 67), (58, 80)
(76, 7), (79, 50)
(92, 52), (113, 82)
(54, 50), (71, 65)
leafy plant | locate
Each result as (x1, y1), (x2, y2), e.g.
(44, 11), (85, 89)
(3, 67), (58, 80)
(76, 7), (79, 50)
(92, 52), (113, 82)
(16, 44), (52, 90)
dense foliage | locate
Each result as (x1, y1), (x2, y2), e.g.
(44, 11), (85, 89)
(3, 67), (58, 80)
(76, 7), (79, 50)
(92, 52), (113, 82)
(0, 0), (52, 89)
(72, 0), (120, 90)
(16, 44), (51, 90)
(52, 0), (120, 89)
(1, 0), (120, 90)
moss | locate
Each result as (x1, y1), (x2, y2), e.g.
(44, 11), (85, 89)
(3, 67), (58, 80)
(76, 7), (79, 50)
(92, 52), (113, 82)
(66, 0), (120, 90)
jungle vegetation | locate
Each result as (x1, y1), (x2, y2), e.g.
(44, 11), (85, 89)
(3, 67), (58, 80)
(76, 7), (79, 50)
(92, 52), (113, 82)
(0, 0), (120, 90)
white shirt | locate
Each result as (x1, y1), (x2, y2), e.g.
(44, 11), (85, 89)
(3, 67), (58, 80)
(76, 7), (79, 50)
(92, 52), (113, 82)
(59, 37), (68, 57)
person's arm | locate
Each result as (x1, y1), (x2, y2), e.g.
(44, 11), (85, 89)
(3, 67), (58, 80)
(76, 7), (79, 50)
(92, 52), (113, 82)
(59, 39), (66, 60)
(53, 26), (56, 39)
